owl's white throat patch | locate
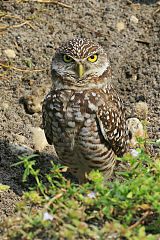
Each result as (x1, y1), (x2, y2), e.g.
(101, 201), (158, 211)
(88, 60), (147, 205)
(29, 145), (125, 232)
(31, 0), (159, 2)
(95, 60), (110, 77)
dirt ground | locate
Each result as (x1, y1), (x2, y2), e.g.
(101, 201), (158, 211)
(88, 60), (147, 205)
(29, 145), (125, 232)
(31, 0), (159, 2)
(0, 0), (159, 222)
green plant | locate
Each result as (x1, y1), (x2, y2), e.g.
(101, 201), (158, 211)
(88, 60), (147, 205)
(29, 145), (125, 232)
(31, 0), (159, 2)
(1, 140), (160, 240)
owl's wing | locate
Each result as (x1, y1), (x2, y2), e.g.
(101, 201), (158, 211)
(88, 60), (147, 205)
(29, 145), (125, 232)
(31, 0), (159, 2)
(97, 104), (129, 157)
(42, 94), (54, 145)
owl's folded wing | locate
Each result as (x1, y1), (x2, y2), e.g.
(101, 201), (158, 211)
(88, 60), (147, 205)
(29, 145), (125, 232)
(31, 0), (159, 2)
(42, 98), (54, 145)
(97, 105), (129, 157)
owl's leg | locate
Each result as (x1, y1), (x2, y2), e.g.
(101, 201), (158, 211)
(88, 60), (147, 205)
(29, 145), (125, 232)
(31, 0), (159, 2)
(102, 163), (115, 183)
(69, 168), (88, 184)
(65, 167), (85, 184)
(78, 175), (88, 184)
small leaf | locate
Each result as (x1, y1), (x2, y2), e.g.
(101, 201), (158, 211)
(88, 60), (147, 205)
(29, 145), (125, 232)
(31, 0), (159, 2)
(156, 139), (160, 146)
(137, 204), (151, 210)
(24, 58), (33, 68)
(127, 192), (133, 199)
(0, 184), (10, 192)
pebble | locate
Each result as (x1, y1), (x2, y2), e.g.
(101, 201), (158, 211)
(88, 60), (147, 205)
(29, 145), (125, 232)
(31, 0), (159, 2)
(1, 102), (9, 111)
(15, 134), (26, 144)
(135, 101), (148, 120)
(116, 21), (125, 32)
(24, 95), (42, 114)
(127, 117), (145, 147)
(130, 15), (139, 24)
(31, 127), (48, 151)
(4, 49), (16, 58)
(9, 143), (33, 155)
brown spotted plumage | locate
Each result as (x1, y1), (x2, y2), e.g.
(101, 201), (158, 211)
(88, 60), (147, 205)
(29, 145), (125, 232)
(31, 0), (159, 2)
(42, 38), (129, 183)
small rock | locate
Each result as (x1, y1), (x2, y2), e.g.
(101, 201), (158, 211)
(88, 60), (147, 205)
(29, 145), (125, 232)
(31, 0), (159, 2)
(1, 102), (9, 111)
(23, 95), (42, 114)
(4, 49), (16, 58)
(132, 74), (137, 81)
(15, 134), (26, 144)
(135, 102), (148, 120)
(28, 79), (35, 86)
(116, 21), (125, 32)
(131, 3), (141, 11)
(22, 85), (50, 114)
(130, 15), (139, 24)
(127, 117), (145, 147)
(31, 127), (48, 151)
(9, 143), (33, 155)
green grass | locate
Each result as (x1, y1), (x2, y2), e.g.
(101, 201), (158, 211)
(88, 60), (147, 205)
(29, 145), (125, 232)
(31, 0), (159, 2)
(0, 140), (160, 240)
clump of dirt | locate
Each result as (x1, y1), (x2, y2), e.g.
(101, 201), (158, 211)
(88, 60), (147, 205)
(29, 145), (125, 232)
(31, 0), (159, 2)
(0, 0), (159, 220)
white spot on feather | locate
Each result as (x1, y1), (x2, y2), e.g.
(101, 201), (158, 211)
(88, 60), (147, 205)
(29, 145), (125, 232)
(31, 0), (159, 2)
(67, 121), (75, 128)
(50, 103), (54, 110)
(70, 95), (75, 100)
(113, 129), (117, 135)
(88, 101), (97, 111)
(55, 112), (63, 118)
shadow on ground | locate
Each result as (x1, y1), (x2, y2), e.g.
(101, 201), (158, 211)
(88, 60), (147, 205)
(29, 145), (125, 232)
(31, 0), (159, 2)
(132, 0), (157, 5)
(0, 139), (59, 220)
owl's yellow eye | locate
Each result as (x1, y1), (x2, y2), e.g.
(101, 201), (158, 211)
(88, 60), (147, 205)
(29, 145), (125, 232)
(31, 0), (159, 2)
(63, 55), (73, 63)
(87, 54), (98, 63)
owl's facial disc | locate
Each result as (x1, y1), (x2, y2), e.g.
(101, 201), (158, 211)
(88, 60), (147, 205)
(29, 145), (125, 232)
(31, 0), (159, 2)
(52, 38), (110, 86)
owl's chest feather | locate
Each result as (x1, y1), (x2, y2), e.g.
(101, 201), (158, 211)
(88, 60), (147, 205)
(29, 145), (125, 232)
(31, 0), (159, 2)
(53, 90), (102, 125)
(45, 89), (104, 148)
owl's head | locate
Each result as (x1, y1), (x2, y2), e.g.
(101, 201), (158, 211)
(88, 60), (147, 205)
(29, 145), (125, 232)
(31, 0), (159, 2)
(51, 38), (111, 89)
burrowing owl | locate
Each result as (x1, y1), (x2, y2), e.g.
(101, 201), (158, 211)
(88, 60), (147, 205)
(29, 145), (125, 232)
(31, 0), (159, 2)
(42, 38), (129, 183)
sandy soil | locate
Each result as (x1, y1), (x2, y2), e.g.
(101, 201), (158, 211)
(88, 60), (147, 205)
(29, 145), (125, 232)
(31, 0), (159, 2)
(0, 0), (159, 221)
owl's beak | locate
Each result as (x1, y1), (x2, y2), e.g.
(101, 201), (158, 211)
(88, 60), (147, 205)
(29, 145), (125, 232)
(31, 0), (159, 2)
(77, 63), (84, 78)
